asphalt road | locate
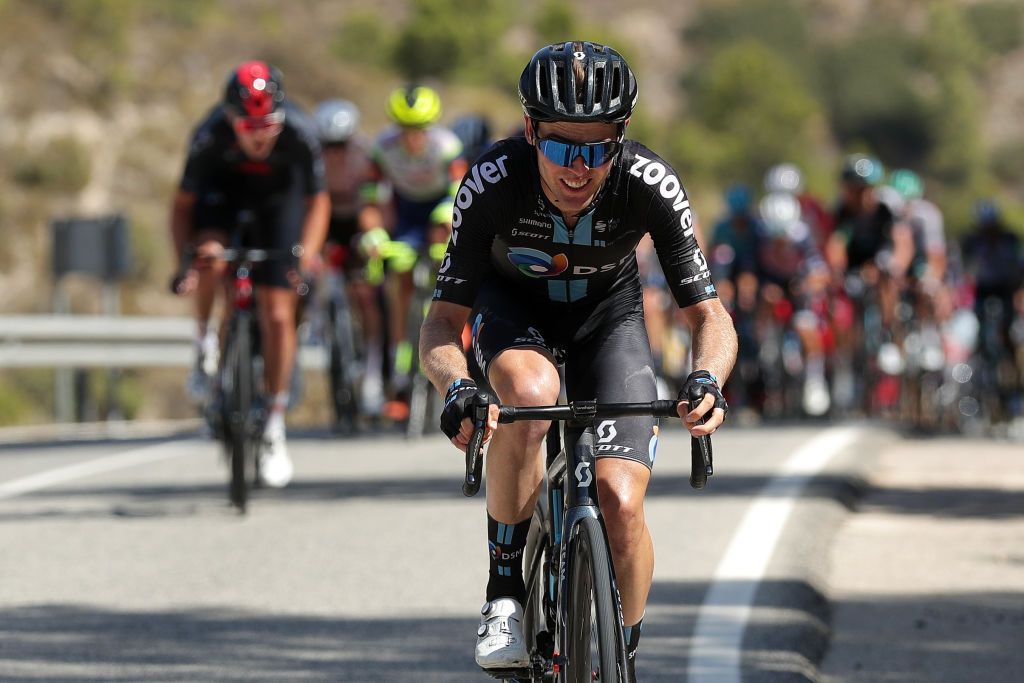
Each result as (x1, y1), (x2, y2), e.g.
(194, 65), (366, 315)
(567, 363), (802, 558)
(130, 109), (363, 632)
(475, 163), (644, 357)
(0, 422), (1017, 682)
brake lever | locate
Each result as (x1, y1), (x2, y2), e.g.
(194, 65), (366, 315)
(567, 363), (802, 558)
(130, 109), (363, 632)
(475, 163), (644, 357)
(686, 388), (714, 490)
(462, 393), (492, 497)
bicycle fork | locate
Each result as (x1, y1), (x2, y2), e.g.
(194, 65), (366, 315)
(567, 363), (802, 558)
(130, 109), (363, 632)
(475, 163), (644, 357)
(549, 424), (629, 679)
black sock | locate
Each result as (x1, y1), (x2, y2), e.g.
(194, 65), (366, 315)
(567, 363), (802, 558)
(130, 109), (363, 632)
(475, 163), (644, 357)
(485, 513), (530, 604)
(624, 619), (643, 661)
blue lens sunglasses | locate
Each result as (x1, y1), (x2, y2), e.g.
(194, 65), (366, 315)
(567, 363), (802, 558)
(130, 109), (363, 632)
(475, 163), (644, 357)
(536, 137), (623, 168)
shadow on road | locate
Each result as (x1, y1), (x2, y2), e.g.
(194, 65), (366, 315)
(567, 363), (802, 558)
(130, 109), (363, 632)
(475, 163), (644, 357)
(0, 604), (481, 682)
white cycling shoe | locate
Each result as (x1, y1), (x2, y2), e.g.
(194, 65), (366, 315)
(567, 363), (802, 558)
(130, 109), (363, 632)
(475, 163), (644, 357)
(475, 598), (529, 669)
(259, 430), (294, 488)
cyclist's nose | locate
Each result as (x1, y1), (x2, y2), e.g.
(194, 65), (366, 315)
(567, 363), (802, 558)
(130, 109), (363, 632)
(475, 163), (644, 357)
(568, 155), (590, 173)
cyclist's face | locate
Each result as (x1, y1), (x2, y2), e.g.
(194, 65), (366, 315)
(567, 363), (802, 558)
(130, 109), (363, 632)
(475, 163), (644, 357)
(530, 118), (620, 216)
(399, 126), (429, 156)
(842, 182), (875, 213)
(231, 115), (283, 160)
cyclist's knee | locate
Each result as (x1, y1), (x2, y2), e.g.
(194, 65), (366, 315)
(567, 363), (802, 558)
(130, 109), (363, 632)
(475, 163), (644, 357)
(599, 478), (647, 550)
(260, 293), (297, 333)
(488, 351), (560, 406)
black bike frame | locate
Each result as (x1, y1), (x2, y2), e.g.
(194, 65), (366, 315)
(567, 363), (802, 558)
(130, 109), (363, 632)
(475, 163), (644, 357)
(462, 397), (713, 681)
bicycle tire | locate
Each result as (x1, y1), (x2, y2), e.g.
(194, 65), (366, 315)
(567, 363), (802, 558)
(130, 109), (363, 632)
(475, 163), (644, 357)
(405, 372), (431, 439)
(564, 516), (623, 683)
(327, 299), (359, 430)
(226, 318), (252, 511)
(522, 502), (551, 657)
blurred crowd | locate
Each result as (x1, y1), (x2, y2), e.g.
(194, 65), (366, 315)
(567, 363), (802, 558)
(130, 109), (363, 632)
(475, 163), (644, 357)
(640, 157), (1024, 437)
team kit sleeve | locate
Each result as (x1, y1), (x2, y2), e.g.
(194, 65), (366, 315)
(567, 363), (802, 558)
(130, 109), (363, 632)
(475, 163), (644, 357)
(431, 162), (503, 307)
(629, 147), (718, 308)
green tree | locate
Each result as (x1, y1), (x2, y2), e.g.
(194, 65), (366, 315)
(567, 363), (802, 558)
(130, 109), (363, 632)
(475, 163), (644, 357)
(818, 28), (931, 168)
(334, 11), (394, 69)
(391, 0), (511, 82)
(534, 0), (576, 45)
(966, 1), (1023, 57)
(683, 0), (812, 81)
(921, 3), (988, 189)
(685, 41), (823, 185)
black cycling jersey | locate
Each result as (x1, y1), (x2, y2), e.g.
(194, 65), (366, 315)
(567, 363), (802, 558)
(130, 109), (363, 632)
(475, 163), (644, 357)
(834, 200), (895, 271)
(179, 101), (324, 288)
(433, 137), (716, 314)
(179, 101), (325, 199)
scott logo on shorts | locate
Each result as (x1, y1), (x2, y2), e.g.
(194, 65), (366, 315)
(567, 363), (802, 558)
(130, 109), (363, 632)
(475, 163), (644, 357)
(507, 247), (569, 278)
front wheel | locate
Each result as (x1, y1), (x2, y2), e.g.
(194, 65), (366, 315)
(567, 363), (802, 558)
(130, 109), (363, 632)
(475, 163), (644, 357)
(564, 516), (624, 682)
(223, 319), (254, 512)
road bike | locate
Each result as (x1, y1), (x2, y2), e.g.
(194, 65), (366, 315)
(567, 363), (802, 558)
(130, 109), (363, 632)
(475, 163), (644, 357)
(321, 243), (362, 434)
(176, 234), (305, 512)
(462, 394), (714, 682)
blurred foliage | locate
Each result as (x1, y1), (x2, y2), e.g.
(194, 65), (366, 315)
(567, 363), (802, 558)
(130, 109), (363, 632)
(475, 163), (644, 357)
(965, 1), (1023, 57)
(684, 0), (813, 81)
(391, 0), (514, 83)
(533, 0), (576, 45)
(334, 10), (395, 69)
(676, 41), (824, 187)
(0, 371), (54, 426)
(10, 137), (91, 194)
(677, 0), (1024, 231)
(990, 140), (1024, 186)
(818, 28), (932, 167)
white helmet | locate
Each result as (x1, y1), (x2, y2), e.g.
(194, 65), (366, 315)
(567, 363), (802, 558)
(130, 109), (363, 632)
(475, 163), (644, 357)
(763, 163), (804, 194)
(759, 192), (806, 240)
(314, 99), (360, 143)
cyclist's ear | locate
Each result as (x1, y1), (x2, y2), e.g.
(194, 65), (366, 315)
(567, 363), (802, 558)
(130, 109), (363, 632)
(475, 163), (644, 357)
(524, 117), (535, 145)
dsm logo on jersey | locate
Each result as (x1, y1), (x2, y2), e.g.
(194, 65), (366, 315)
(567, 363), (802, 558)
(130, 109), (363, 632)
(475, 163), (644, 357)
(507, 247), (569, 278)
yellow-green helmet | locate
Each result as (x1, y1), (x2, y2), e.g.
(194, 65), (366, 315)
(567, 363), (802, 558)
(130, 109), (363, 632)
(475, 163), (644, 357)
(388, 85), (442, 127)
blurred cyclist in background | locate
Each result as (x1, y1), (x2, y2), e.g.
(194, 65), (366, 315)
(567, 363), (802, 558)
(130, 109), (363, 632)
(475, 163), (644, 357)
(757, 191), (832, 416)
(827, 154), (913, 412)
(709, 184), (763, 413)
(451, 113), (494, 165)
(314, 99), (387, 416)
(888, 170), (946, 284)
(170, 61), (330, 487)
(961, 199), (1023, 347)
(763, 162), (833, 251)
(359, 85), (467, 419)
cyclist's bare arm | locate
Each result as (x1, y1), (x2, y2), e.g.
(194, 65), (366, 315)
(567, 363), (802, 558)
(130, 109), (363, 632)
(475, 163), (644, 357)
(889, 221), (915, 279)
(682, 297), (737, 435)
(420, 300), (499, 448)
(420, 300), (473, 396)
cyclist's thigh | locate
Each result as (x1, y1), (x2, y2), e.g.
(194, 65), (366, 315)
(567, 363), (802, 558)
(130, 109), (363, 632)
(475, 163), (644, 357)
(251, 190), (304, 290)
(193, 189), (234, 241)
(565, 313), (659, 470)
(468, 280), (561, 393)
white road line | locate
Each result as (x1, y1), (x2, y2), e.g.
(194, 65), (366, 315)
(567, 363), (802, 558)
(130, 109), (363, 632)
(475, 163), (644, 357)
(687, 426), (862, 683)
(0, 441), (197, 500)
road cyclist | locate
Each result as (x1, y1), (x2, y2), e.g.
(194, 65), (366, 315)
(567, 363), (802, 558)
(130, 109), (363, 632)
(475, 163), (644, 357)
(419, 41), (737, 681)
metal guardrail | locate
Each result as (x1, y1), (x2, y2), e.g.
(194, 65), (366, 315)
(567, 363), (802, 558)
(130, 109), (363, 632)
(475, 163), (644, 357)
(0, 315), (328, 369)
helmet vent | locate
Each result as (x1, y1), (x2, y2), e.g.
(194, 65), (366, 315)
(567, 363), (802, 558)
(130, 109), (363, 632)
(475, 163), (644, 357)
(554, 63), (566, 111)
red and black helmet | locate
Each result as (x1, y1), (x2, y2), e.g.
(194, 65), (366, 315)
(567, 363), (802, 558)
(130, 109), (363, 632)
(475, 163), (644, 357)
(223, 61), (285, 117)
(519, 41), (638, 123)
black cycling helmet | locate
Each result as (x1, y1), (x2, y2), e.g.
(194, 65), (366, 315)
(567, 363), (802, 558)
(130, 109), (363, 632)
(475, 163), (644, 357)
(451, 114), (493, 163)
(518, 41), (638, 123)
(224, 61), (285, 118)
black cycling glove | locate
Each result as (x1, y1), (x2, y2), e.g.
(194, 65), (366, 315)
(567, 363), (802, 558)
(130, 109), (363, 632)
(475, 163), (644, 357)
(679, 370), (729, 416)
(440, 379), (487, 439)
